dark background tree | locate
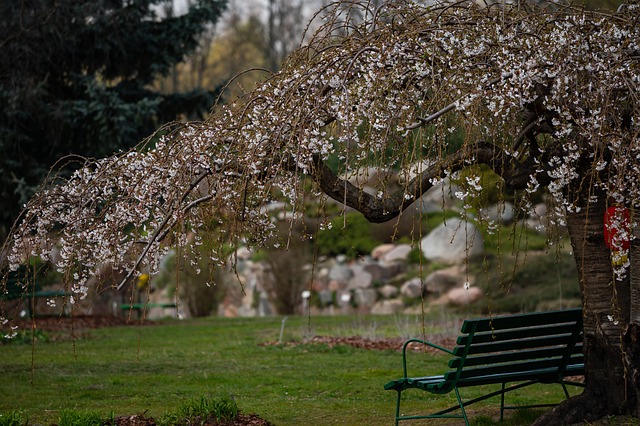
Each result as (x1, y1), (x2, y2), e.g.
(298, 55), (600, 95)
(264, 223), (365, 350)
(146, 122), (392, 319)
(0, 0), (227, 239)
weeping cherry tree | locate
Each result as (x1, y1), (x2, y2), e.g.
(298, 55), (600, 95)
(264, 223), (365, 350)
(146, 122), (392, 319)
(2, 0), (640, 423)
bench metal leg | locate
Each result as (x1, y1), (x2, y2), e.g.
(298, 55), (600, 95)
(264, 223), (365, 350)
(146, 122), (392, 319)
(561, 382), (570, 399)
(394, 379), (579, 425)
(395, 390), (401, 426)
(454, 387), (470, 426)
(500, 382), (506, 422)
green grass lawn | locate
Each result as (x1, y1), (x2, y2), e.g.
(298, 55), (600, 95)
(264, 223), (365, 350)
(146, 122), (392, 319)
(0, 314), (581, 425)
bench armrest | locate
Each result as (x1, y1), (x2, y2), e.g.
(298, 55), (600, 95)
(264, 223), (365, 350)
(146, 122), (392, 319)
(402, 338), (454, 378)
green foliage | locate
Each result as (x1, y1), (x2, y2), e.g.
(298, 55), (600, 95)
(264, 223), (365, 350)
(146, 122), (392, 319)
(57, 409), (105, 426)
(315, 212), (385, 258)
(0, 0), (227, 238)
(420, 210), (460, 233)
(471, 250), (581, 314)
(0, 411), (25, 426)
(479, 220), (549, 255)
(158, 396), (239, 426)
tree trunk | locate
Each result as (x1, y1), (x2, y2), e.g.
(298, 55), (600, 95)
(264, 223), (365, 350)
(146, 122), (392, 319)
(533, 186), (639, 425)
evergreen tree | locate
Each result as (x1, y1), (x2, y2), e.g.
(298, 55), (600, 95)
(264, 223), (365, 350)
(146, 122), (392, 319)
(0, 0), (227, 238)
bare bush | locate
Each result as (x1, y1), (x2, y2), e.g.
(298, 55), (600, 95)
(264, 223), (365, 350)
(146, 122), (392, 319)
(262, 237), (311, 315)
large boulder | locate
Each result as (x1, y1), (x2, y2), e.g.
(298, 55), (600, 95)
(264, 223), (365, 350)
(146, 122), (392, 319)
(425, 268), (464, 295)
(447, 286), (483, 305)
(371, 243), (395, 259)
(416, 178), (460, 213)
(371, 299), (404, 315)
(328, 256), (353, 289)
(357, 256), (391, 282)
(380, 244), (412, 264)
(348, 264), (373, 289)
(420, 217), (484, 264)
(400, 277), (424, 298)
(481, 201), (515, 224)
(378, 284), (399, 299)
(354, 288), (378, 308)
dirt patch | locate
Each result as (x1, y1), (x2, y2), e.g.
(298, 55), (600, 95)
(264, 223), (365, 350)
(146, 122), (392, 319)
(261, 334), (457, 353)
(8, 315), (154, 332)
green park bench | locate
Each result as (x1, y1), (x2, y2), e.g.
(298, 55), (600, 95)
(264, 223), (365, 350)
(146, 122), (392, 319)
(2, 265), (71, 317)
(384, 308), (585, 425)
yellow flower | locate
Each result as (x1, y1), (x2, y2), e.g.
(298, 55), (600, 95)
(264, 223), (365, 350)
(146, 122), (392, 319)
(136, 273), (150, 290)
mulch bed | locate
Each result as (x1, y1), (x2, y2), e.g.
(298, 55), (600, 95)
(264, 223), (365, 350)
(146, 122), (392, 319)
(112, 413), (272, 426)
(261, 334), (457, 353)
(9, 314), (155, 332)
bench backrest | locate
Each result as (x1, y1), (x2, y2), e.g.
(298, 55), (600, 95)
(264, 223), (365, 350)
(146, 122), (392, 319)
(444, 308), (583, 383)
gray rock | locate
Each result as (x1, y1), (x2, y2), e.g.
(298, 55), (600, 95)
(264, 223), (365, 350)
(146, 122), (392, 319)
(378, 284), (399, 299)
(379, 261), (407, 279)
(381, 244), (412, 264)
(425, 270), (461, 295)
(417, 179), (460, 213)
(362, 262), (391, 282)
(354, 288), (378, 307)
(481, 202), (514, 224)
(447, 286), (483, 305)
(420, 217), (484, 264)
(318, 289), (334, 306)
(329, 263), (353, 283)
(371, 243), (395, 259)
(371, 299), (404, 315)
(400, 277), (424, 298)
(348, 267), (373, 289)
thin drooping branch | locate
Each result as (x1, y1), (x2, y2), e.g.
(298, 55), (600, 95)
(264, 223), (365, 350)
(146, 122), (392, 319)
(2, 0), (638, 321)
(404, 75), (507, 132)
(115, 169), (214, 290)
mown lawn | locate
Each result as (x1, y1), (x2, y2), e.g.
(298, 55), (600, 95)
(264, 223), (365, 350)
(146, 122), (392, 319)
(0, 314), (581, 425)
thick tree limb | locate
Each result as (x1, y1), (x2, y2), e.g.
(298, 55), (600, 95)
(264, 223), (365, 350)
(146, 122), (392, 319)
(311, 141), (536, 223)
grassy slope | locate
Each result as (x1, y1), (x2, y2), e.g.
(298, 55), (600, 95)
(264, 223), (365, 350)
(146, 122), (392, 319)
(1, 315), (580, 425)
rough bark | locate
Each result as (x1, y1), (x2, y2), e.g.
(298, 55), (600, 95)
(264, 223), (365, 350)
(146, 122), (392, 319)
(533, 184), (639, 425)
(311, 142), (535, 223)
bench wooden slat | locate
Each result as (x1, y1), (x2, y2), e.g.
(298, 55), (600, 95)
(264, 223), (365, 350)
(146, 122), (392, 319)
(453, 364), (585, 387)
(456, 322), (581, 345)
(449, 345), (583, 368)
(453, 334), (581, 356)
(393, 361), (585, 393)
(460, 308), (582, 333)
(446, 356), (584, 381)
